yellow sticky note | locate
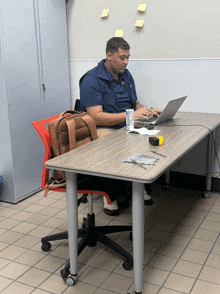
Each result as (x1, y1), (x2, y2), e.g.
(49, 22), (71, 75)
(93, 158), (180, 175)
(135, 20), (145, 27)
(115, 29), (123, 37)
(101, 9), (109, 18)
(137, 3), (147, 12)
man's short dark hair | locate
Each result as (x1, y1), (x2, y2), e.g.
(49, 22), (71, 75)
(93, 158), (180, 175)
(106, 37), (130, 54)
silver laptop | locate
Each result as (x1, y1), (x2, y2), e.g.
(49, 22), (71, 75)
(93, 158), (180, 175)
(136, 96), (187, 126)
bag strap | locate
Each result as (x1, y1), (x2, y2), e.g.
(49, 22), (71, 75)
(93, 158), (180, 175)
(44, 179), (66, 197)
(66, 119), (77, 151)
(81, 115), (98, 141)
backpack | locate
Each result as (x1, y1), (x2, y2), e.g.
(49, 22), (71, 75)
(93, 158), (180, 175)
(44, 110), (98, 196)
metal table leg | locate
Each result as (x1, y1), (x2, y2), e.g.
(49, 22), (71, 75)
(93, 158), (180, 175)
(65, 172), (78, 285)
(205, 130), (215, 198)
(132, 181), (144, 294)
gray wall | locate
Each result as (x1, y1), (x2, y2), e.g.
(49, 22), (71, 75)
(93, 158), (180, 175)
(66, 0), (220, 59)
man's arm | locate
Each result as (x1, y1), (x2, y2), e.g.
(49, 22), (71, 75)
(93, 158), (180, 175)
(86, 102), (160, 127)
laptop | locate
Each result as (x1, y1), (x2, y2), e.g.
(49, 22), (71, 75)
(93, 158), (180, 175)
(135, 96), (187, 126)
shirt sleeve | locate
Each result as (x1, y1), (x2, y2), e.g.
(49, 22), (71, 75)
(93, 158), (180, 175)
(80, 74), (103, 111)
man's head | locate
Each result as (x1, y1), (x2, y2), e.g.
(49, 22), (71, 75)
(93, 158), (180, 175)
(105, 37), (130, 78)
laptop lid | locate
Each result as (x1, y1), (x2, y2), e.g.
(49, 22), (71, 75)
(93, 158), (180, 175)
(149, 96), (187, 125)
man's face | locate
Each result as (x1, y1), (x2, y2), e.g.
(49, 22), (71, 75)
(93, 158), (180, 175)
(107, 48), (130, 75)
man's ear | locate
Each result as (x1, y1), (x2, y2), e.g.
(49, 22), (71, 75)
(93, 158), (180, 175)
(106, 52), (112, 61)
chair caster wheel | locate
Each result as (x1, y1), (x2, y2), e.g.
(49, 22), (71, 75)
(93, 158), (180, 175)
(41, 242), (51, 252)
(123, 260), (133, 270)
(66, 274), (76, 286)
(129, 232), (133, 241)
(203, 191), (210, 199)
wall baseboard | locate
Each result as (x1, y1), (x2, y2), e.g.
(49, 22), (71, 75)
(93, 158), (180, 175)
(155, 171), (220, 193)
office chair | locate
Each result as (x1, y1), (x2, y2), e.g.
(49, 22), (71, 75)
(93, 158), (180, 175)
(31, 104), (133, 282)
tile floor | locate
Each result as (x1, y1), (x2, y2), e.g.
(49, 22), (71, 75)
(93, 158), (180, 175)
(0, 185), (220, 294)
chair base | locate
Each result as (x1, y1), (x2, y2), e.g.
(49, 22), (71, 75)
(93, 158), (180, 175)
(41, 212), (133, 277)
(60, 212), (133, 281)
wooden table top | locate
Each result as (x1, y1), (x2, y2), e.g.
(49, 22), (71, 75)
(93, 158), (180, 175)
(45, 112), (220, 183)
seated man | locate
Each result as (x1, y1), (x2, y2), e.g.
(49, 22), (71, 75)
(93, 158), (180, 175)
(80, 37), (162, 215)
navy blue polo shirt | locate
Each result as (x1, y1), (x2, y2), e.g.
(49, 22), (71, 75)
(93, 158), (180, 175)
(80, 59), (138, 128)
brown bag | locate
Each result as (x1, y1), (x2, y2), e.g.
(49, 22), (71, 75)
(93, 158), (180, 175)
(44, 110), (98, 196)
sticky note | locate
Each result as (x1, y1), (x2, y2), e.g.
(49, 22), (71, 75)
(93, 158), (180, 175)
(115, 29), (123, 37)
(101, 9), (109, 18)
(137, 3), (147, 12)
(135, 20), (145, 27)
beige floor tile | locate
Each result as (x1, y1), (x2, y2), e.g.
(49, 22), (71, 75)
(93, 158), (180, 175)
(43, 217), (67, 228)
(179, 216), (202, 228)
(205, 253), (220, 268)
(15, 250), (45, 266)
(157, 243), (185, 259)
(143, 266), (169, 286)
(172, 224), (197, 237)
(163, 273), (195, 293)
(165, 233), (191, 247)
(39, 206), (64, 217)
(0, 207), (20, 217)
(145, 228), (169, 242)
(211, 242), (220, 255)
(0, 257), (11, 269)
(101, 272), (133, 293)
(34, 254), (66, 272)
(95, 288), (118, 294)
(23, 203), (46, 213)
(199, 265), (220, 284)
(186, 209), (208, 220)
(78, 266), (110, 286)
(0, 261), (30, 280)
(0, 281), (34, 294)
(113, 261), (134, 278)
(78, 248), (102, 265)
(13, 235), (39, 248)
(50, 200), (67, 209)
(193, 228), (218, 242)
(31, 289), (52, 294)
(0, 218), (21, 229)
(11, 211), (34, 221)
(128, 282), (160, 294)
(0, 230), (23, 244)
(17, 267), (51, 287)
(28, 225), (55, 238)
(148, 254), (178, 271)
(181, 248), (209, 265)
(200, 220), (220, 232)
(210, 205), (220, 214)
(0, 245), (27, 260)
(152, 221), (177, 234)
(191, 280), (220, 294)
(187, 238), (213, 253)
(172, 260), (202, 278)
(90, 253), (121, 271)
(144, 238), (163, 253)
(53, 209), (67, 219)
(63, 281), (98, 294)
(38, 273), (68, 293)
(26, 214), (50, 225)
(158, 288), (185, 294)
(36, 197), (58, 206)
(0, 277), (13, 291)
(50, 243), (70, 259)
(205, 212), (220, 222)
(0, 227), (7, 235)
(0, 242), (8, 251)
(11, 222), (37, 234)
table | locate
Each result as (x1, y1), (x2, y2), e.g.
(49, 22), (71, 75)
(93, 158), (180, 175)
(45, 112), (220, 294)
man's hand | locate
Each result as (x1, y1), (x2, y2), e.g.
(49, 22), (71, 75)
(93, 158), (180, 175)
(134, 107), (161, 120)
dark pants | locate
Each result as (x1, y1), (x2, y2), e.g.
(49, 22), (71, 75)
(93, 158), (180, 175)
(77, 174), (151, 202)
